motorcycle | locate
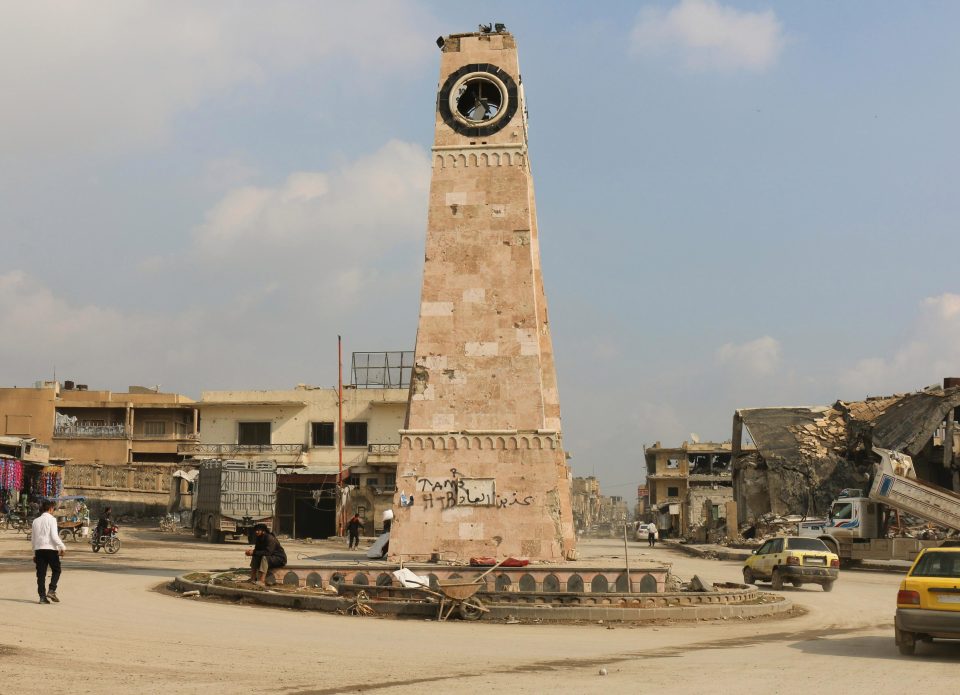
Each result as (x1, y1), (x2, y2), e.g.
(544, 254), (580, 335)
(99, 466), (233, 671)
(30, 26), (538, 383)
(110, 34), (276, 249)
(91, 524), (121, 554)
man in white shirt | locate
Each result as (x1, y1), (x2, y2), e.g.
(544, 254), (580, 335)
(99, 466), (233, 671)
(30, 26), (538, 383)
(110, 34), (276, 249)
(647, 521), (659, 548)
(31, 499), (65, 604)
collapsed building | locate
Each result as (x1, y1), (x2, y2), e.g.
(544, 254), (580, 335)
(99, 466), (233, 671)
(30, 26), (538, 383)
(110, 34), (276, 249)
(644, 441), (736, 541)
(731, 380), (960, 527)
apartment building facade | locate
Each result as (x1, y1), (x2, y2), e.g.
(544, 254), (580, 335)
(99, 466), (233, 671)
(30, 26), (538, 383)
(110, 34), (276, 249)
(184, 383), (407, 538)
(0, 381), (198, 513)
(644, 440), (735, 540)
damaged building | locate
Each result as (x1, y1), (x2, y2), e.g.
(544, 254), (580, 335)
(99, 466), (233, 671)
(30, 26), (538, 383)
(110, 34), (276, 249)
(732, 379), (960, 527)
(644, 441), (736, 541)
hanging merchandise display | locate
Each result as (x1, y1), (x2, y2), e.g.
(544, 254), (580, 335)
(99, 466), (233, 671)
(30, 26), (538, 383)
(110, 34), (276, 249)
(29, 467), (63, 499)
(1, 458), (24, 492)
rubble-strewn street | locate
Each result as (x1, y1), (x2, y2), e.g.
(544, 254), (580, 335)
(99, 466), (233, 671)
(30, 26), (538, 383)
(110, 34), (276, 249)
(1, 529), (955, 694)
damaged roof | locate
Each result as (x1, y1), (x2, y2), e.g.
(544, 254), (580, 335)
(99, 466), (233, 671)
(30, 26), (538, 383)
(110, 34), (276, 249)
(870, 386), (960, 454)
(738, 385), (960, 460)
(737, 406), (845, 465)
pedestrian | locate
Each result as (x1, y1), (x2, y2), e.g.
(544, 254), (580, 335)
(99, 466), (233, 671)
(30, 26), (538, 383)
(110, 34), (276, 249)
(244, 523), (286, 585)
(647, 521), (658, 548)
(346, 513), (362, 549)
(32, 499), (65, 604)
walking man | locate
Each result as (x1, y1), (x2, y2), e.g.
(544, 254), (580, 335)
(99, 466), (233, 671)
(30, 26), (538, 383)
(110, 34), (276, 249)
(346, 513), (362, 549)
(647, 521), (658, 548)
(32, 499), (65, 604)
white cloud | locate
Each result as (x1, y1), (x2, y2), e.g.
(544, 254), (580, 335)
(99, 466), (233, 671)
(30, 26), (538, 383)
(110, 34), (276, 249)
(194, 140), (431, 260)
(0, 1), (434, 155)
(839, 293), (960, 395)
(0, 138), (431, 391)
(201, 158), (260, 192)
(630, 0), (785, 73)
(0, 271), (203, 386)
(716, 335), (781, 376)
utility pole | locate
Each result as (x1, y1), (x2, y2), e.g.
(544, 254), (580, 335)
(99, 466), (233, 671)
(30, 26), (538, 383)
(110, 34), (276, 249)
(337, 335), (345, 537)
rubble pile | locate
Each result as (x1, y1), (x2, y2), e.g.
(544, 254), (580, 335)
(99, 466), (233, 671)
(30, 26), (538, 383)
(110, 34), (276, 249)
(735, 385), (960, 522)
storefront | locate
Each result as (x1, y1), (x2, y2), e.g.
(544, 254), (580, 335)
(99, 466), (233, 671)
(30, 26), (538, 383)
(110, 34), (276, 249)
(0, 456), (65, 512)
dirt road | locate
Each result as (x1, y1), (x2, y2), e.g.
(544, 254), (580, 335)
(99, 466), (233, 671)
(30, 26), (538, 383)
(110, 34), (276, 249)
(1, 530), (956, 693)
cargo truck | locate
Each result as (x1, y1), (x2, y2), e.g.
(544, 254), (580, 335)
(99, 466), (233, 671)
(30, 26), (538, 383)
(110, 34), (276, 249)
(799, 447), (960, 564)
(192, 460), (277, 543)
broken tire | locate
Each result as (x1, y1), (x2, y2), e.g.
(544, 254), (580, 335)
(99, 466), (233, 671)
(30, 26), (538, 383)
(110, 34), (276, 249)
(742, 568), (755, 585)
(771, 568), (784, 591)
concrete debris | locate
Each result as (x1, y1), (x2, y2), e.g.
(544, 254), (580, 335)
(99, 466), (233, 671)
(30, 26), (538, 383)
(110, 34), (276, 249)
(687, 575), (717, 593)
(734, 384), (960, 522)
(181, 590), (200, 598)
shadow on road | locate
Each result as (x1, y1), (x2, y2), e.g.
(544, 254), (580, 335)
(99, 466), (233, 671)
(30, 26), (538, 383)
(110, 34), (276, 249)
(790, 634), (960, 662)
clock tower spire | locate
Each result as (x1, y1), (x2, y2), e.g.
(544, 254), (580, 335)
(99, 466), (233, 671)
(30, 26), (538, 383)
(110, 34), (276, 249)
(389, 28), (576, 562)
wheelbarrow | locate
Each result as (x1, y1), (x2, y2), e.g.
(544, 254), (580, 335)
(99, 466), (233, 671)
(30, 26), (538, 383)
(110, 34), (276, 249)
(411, 556), (511, 621)
(426, 580), (489, 621)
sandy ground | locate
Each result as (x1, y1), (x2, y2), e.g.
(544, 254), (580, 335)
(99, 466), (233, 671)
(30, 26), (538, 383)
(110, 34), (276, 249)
(1, 527), (957, 694)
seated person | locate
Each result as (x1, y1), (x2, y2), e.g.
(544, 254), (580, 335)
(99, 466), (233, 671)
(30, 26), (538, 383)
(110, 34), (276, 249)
(245, 523), (287, 585)
(96, 506), (112, 537)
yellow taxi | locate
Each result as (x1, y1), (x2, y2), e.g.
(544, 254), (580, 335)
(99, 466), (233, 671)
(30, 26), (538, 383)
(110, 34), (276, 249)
(895, 546), (960, 655)
(742, 536), (839, 591)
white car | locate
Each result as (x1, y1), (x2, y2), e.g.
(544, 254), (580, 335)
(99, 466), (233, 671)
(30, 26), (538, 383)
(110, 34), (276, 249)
(635, 523), (659, 542)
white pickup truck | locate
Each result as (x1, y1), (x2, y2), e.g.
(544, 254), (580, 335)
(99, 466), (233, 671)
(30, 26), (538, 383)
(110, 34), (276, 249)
(799, 448), (960, 564)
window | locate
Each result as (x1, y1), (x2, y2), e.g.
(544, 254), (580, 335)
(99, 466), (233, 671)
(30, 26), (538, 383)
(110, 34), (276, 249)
(667, 486), (679, 498)
(770, 538), (784, 553)
(830, 502), (854, 520)
(144, 421), (166, 436)
(384, 473), (396, 489)
(311, 422), (334, 447)
(346, 475), (360, 487)
(756, 540), (773, 555)
(344, 421), (368, 447)
(666, 458), (679, 469)
(366, 477), (379, 487)
(238, 422), (271, 445)
(910, 552), (960, 578)
(786, 538), (830, 552)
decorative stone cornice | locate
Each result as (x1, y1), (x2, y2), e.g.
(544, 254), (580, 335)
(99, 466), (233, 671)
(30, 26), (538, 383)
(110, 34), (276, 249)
(432, 143), (527, 169)
(399, 430), (560, 451)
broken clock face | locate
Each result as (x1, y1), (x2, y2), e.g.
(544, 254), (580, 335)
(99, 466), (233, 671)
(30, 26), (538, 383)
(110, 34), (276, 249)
(438, 63), (519, 137)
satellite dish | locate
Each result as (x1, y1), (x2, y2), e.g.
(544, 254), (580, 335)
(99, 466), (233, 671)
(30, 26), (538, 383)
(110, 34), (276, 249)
(690, 433), (700, 444)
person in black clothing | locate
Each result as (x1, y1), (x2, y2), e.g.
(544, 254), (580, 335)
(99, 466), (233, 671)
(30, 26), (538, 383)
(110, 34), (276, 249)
(346, 514), (362, 549)
(96, 507), (112, 540)
(245, 523), (286, 585)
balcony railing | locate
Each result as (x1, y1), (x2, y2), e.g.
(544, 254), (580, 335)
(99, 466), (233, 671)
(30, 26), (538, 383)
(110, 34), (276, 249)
(367, 443), (400, 456)
(54, 425), (126, 439)
(178, 443), (305, 456)
(132, 432), (199, 441)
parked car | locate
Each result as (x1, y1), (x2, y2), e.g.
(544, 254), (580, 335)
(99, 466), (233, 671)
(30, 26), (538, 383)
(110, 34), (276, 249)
(742, 536), (839, 591)
(634, 523), (659, 542)
(895, 546), (960, 655)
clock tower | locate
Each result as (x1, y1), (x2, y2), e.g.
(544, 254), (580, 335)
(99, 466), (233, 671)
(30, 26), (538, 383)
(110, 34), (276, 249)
(389, 28), (576, 561)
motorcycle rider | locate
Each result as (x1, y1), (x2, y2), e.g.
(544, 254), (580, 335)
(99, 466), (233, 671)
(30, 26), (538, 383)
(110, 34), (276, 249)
(95, 506), (113, 542)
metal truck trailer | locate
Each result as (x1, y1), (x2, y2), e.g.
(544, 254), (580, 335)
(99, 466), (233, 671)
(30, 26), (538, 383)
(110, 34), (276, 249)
(193, 460), (277, 543)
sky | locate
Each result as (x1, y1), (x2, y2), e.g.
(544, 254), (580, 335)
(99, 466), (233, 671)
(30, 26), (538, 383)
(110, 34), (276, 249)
(3, 1), (960, 497)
